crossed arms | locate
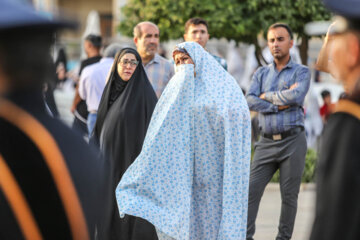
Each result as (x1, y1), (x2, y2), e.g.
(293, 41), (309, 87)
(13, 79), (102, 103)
(246, 67), (310, 113)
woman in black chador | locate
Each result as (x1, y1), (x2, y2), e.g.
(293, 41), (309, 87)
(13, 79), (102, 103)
(93, 48), (158, 240)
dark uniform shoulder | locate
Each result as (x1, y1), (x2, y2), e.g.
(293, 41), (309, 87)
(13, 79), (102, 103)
(0, 117), (73, 239)
(0, 103), (109, 240)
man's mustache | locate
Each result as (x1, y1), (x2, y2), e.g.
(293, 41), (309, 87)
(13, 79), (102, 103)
(146, 43), (157, 49)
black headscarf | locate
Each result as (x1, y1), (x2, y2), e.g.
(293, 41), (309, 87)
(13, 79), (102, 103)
(92, 48), (158, 239)
(55, 48), (67, 71)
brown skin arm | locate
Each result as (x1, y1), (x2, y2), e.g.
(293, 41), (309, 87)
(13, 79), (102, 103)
(259, 93), (290, 110)
(278, 105), (290, 110)
(71, 84), (81, 113)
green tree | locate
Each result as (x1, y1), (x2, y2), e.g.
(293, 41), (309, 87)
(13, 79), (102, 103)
(119, 0), (331, 65)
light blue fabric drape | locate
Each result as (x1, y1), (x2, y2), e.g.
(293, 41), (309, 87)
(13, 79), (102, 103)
(116, 42), (251, 240)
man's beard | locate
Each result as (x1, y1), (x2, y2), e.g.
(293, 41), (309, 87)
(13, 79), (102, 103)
(273, 51), (287, 60)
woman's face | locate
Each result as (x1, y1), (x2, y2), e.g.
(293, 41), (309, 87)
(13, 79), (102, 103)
(117, 53), (138, 81)
(174, 52), (194, 66)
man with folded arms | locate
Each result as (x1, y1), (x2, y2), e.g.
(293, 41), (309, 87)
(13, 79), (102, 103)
(245, 23), (310, 240)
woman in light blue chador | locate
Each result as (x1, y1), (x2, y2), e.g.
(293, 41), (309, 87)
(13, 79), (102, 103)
(116, 42), (251, 240)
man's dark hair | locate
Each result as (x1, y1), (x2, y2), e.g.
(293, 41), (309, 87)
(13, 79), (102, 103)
(0, 29), (55, 90)
(268, 23), (293, 40)
(185, 17), (209, 34)
(85, 34), (102, 48)
(321, 90), (331, 99)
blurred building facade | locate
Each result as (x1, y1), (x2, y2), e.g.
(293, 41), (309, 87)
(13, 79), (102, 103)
(29, 0), (130, 67)
(32, 0), (127, 40)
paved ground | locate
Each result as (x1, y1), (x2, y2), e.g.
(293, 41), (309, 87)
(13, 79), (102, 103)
(253, 183), (315, 240)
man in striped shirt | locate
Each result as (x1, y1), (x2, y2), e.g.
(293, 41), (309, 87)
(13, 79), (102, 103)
(246, 23), (310, 240)
(133, 22), (174, 98)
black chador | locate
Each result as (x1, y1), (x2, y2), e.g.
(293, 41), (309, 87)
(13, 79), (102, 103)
(93, 48), (158, 240)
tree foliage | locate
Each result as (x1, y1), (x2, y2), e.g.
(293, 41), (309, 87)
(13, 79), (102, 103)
(119, 0), (331, 65)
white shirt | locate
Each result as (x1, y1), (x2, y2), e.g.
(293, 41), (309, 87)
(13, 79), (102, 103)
(79, 57), (113, 112)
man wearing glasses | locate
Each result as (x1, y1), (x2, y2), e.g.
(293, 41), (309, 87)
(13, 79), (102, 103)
(133, 21), (174, 98)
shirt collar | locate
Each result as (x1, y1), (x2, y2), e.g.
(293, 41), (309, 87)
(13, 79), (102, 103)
(272, 57), (294, 71)
(147, 54), (160, 65)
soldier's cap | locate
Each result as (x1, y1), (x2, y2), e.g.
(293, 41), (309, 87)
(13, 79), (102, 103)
(0, 0), (76, 32)
(323, 0), (360, 20)
(323, 0), (360, 34)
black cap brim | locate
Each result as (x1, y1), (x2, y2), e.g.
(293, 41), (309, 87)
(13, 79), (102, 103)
(0, 0), (77, 32)
(323, 0), (360, 19)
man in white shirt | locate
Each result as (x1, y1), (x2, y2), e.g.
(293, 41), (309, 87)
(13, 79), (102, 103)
(78, 43), (122, 136)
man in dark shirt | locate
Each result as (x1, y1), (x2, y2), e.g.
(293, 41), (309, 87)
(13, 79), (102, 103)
(0, 1), (111, 239)
(71, 34), (102, 138)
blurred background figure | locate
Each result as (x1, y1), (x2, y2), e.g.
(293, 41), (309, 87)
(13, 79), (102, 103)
(304, 85), (323, 150)
(81, 10), (101, 60)
(55, 48), (68, 87)
(227, 40), (244, 87)
(319, 89), (335, 123)
(310, 0), (360, 239)
(71, 34), (102, 139)
(43, 59), (60, 118)
(78, 43), (123, 137)
(0, 0), (111, 239)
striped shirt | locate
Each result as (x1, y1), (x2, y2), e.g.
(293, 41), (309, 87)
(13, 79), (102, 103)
(246, 58), (310, 134)
(144, 54), (174, 98)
